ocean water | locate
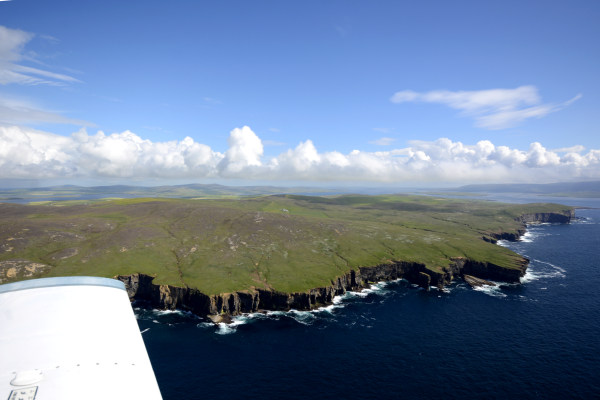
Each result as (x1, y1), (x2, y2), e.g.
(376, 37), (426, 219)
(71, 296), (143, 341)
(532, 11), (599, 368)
(137, 197), (600, 399)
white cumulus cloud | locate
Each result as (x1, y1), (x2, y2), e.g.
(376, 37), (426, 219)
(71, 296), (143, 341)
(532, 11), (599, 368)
(390, 86), (581, 130)
(0, 125), (224, 180)
(1, 125), (599, 184)
(219, 126), (264, 174)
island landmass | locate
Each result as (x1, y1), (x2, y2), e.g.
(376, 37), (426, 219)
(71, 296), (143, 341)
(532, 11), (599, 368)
(0, 194), (574, 322)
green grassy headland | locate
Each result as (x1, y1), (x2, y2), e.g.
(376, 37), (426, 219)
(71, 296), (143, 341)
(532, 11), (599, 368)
(0, 194), (573, 294)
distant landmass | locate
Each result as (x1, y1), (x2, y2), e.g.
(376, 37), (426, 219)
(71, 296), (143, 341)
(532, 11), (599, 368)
(452, 181), (600, 197)
(0, 183), (340, 203)
(2, 180), (599, 204)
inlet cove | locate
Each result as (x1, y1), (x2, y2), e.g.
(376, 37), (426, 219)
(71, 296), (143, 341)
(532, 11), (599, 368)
(0, 194), (573, 322)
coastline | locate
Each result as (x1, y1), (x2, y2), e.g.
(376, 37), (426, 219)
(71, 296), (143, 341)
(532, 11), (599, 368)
(117, 210), (574, 323)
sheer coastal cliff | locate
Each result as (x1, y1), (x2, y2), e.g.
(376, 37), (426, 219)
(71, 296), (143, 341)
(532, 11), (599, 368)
(116, 210), (574, 321)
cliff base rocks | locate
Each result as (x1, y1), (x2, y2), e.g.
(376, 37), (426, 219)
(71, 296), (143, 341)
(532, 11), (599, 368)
(463, 274), (497, 288)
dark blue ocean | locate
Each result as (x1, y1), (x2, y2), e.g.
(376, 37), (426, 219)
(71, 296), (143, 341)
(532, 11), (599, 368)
(137, 196), (600, 399)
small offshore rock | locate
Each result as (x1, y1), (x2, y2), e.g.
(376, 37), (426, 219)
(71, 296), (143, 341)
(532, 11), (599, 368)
(463, 274), (496, 288)
(207, 314), (232, 324)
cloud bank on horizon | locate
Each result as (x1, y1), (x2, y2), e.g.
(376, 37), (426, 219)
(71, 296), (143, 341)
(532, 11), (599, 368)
(1, 125), (598, 185)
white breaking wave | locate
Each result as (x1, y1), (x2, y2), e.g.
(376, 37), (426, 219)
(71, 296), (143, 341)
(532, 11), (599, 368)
(472, 283), (507, 298)
(572, 216), (595, 225)
(289, 309), (319, 324)
(315, 304), (337, 314)
(441, 286), (454, 294)
(519, 230), (536, 243)
(521, 259), (566, 283)
(335, 280), (392, 302)
(153, 309), (181, 315)
(520, 225), (553, 243)
(207, 279), (403, 334)
(134, 307), (201, 330)
(215, 316), (250, 335)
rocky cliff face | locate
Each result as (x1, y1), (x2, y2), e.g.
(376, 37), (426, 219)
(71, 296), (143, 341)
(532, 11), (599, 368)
(115, 258), (523, 319)
(116, 210), (573, 319)
(116, 262), (425, 319)
(519, 210), (575, 224)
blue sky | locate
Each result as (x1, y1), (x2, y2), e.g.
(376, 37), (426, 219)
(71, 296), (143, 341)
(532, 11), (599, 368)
(1, 0), (599, 187)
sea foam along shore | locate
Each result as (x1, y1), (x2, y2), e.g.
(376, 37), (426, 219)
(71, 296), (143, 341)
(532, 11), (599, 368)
(134, 281), (395, 334)
(214, 280), (398, 334)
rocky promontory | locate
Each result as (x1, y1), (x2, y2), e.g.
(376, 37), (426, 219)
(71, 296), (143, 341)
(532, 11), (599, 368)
(116, 210), (573, 321)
